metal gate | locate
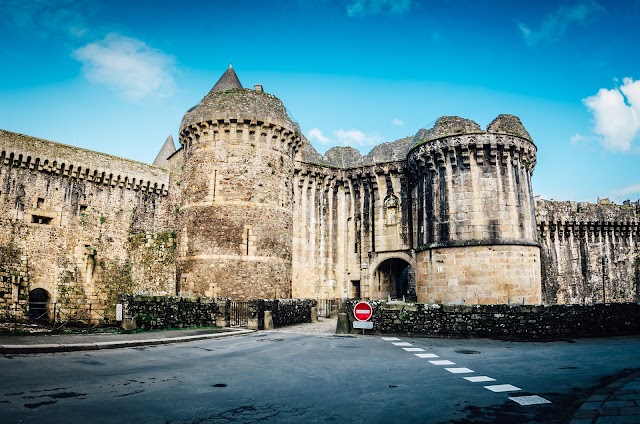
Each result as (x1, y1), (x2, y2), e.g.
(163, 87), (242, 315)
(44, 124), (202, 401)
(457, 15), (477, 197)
(317, 299), (337, 318)
(230, 301), (248, 327)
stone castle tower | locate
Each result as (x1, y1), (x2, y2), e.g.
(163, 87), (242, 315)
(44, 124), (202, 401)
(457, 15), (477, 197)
(175, 66), (301, 299)
(408, 116), (540, 304)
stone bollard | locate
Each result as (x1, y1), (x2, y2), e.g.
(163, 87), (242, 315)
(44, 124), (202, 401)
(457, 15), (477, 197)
(335, 312), (350, 334)
(310, 306), (318, 322)
(264, 311), (274, 330)
(121, 318), (137, 331)
(248, 317), (260, 330)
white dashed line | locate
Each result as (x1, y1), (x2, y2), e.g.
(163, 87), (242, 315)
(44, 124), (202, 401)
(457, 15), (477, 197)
(429, 360), (456, 365)
(509, 395), (551, 405)
(484, 384), (521, 393)
(415, 353), (439, 358)
(384, 338), (549, 406)
(464, 376), (496, 382)
(445, 367), (474, 374)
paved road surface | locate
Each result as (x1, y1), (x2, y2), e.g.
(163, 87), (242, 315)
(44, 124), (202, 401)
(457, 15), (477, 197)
(1, 323), (639, 423)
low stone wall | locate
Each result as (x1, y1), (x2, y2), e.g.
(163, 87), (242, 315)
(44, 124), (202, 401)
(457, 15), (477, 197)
(346, 301), (640, 339)
(249, 299), (317, 330)
(120, 295), (226, 330)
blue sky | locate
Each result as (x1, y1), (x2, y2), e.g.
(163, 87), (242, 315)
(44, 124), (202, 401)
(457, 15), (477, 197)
(1, 0), (639, 203)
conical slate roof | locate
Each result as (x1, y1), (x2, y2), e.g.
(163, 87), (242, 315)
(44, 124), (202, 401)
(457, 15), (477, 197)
(152, 134), (176, 168)
(209, 64), (243, 93)
(180, 66), (298, 134)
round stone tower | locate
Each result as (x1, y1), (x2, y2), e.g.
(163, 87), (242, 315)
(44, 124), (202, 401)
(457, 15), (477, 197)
(176, 66), (301, 300)
(407, 115), (541, 304)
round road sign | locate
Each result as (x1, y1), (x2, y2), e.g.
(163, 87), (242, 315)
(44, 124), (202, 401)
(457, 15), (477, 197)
(354, 301), (373, 321)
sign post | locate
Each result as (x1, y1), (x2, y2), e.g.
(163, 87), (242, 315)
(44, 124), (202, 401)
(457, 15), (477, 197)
(352, 301), (373, 331)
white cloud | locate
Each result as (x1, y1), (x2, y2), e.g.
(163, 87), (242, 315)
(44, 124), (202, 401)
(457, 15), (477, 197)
(518, 0), (602, 45)
(1, 0), (89, 38)
(611, 183), (640, 197)
(73, 33), (176, 101)
(392, 118), (404, 127)
(347, 0), (413, 16)
(308, 128), (333, 145)
(583, 78), (640, 151)
(308, 128), (384, 148)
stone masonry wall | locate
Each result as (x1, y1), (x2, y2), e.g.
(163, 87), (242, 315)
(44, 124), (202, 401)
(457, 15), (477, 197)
(248, 298), (317, 329)
(120, 295), (224, 329)
(0, 130), (177, 320)
(536, 199), (639, 304)
(347, 301), (640, 338)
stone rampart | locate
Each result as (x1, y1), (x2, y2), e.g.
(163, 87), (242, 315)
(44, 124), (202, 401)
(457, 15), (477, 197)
(0, 130), (170, 195)
(347, 301), (640, 338)
(536, 199), (639, 304)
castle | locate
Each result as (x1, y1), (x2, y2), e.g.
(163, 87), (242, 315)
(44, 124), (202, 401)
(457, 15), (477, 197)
(1, 66), (638, 320)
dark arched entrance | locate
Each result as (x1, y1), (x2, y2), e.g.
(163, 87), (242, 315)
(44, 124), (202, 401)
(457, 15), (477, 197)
(372, 258), (416, 301)
(29, 288), (51, 322)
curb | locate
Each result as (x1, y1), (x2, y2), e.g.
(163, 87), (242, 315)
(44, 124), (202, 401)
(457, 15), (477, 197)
(0, 328), (255, 354)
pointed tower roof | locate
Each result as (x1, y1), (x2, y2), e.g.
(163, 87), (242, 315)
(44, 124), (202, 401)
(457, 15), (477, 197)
(209, 64), (243, 93)
(152, 134), (177, 168)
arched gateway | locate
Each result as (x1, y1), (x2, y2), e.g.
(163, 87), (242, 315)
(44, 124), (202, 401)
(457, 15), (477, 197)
(369, 253), (416, 301)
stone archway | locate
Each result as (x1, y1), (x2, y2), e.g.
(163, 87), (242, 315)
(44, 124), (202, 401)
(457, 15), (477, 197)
(371, 258), (416, 301)
(29, 288), (51, 322)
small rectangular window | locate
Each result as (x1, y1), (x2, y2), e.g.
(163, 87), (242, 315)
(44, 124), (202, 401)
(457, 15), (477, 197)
(32, 215), (52, 225)
(79, 205), (88, 215)
(36, 197), (44, 209)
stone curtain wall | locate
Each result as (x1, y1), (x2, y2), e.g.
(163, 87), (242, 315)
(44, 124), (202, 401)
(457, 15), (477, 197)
(536, 199), (639, 304)
(347, 301), (640, 338)
(120, 295), (225, 329)
(0, 130), (177, 320)
(249, 299), (316, 329)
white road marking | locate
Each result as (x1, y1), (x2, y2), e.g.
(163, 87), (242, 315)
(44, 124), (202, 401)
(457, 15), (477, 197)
(484, 384), (521, 393)
(445, 367), (474, 374)
(381, 337), (401, 341)
(508, 395), (551, 405)
(403, 348), (425, 352)
(392, 342), (413, 347)
(464, 376), (496, 382)
(429, 360), (456, 365)
(415, 353), (439, 358)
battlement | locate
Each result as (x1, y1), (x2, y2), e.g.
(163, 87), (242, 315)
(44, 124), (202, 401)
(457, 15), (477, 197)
(0, 130), (169, 196)
(408, 116), (537, 173)
(535, 198), (639, 237)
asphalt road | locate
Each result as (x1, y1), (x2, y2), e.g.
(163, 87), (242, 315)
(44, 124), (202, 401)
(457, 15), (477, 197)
(1, 331), (640, 423)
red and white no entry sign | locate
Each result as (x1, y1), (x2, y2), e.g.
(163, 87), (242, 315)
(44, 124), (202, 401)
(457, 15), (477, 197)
(353, 301), (373, 322)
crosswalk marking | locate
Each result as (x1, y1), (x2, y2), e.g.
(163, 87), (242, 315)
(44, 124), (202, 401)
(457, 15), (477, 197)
(509, 395), (551, 406)
(381, 337), (401, 341)
(445, 367), (474, 374)
(429, 360), (456, 365)
(464, 376), (496, 382)
(415, 353), (439, 358)
(484, 384), (521, 393)
(402, 347), (425, 352)
(392, 342), (413, 347)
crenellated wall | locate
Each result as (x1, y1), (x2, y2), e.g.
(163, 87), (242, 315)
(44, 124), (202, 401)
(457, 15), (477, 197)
(536, 199), (639, 304)
(0, 130), (177, 320)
